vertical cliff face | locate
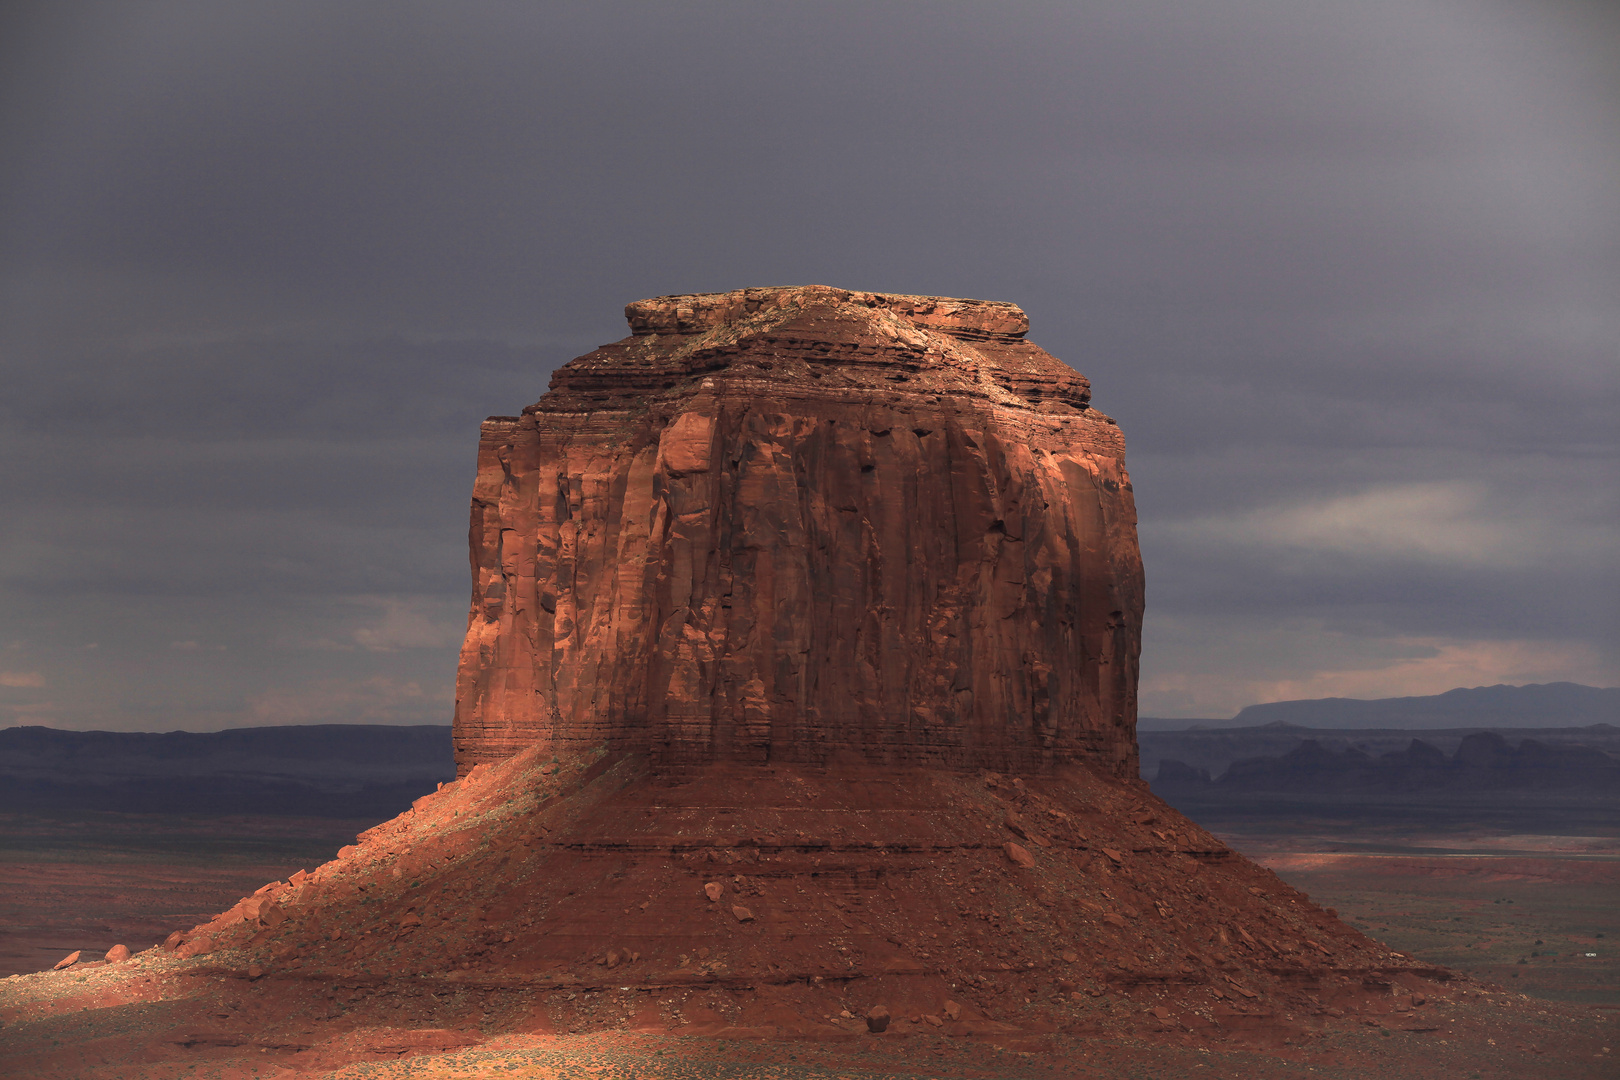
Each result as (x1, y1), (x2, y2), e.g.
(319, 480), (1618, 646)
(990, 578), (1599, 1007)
(452, 286), (1143, 775)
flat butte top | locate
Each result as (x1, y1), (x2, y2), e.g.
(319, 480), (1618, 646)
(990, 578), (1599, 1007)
(527, 284), (1110, 425)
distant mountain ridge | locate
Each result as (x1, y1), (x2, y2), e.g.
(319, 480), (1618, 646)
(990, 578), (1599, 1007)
(1176, 682), (1617, 730)
(1139, 722), (1620, 786)
(1154, 730), (1620, 794)
(0, 724), (454, 818)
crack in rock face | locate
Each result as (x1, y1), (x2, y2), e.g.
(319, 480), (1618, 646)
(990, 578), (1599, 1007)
(452, 285), (1144, 776)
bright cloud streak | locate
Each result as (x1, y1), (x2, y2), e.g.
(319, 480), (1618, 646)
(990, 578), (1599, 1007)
(1162, 481), (1612, 569)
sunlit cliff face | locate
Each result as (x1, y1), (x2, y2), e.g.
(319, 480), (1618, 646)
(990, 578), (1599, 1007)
(452, 287), (1143, 776)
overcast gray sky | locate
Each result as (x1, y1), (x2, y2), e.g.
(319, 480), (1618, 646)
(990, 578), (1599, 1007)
(2, 0), (1615, 729)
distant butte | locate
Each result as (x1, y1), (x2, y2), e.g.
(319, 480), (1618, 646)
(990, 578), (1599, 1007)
(453, 285), (1144, 776)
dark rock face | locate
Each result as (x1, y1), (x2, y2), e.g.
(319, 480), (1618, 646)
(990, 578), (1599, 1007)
(453, 286), (1144, 776)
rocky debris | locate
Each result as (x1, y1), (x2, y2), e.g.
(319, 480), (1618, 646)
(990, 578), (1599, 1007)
(175, 938), (211, 960)
(865, 1004), (891, 1033)
(731, 905), (755, 923)
(1005, 841), (1036, 868)
(452, 286), (1142, 777)
(51, 951), (79, 970)
(103, 944), (130, 963)
(241, 895), (285, 927)
(943, 999), (962, 1021)
(704, 882), (723, 902)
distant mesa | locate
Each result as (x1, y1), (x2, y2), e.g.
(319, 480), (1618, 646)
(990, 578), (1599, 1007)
(1225, 682), (1618, 731)
(0, 724), (454, 817)
(1140, 682), (1618, 733)
(1154, 730), (1620, 794)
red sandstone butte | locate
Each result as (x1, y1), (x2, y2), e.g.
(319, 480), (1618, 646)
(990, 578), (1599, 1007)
(1, 290), (1552, 1080)
(453, 286), (1144, 777)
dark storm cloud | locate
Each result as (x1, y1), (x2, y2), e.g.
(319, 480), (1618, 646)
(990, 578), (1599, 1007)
(1, 0), (1615, 727)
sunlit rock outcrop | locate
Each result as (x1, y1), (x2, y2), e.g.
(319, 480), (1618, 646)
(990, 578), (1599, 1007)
(452, 286), (1144, 775)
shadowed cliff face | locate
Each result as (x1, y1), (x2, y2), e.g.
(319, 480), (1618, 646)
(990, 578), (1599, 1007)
(452, 286), (1143, 775)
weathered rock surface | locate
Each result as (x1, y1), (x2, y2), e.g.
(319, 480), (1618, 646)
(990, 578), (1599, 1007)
(453, 286), (1143, 776)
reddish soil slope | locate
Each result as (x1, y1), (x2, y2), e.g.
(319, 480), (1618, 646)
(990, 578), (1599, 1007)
(6, 749), (1616, 1077)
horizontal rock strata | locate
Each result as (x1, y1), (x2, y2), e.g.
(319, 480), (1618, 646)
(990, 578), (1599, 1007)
(453, 286), (1144, 775)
